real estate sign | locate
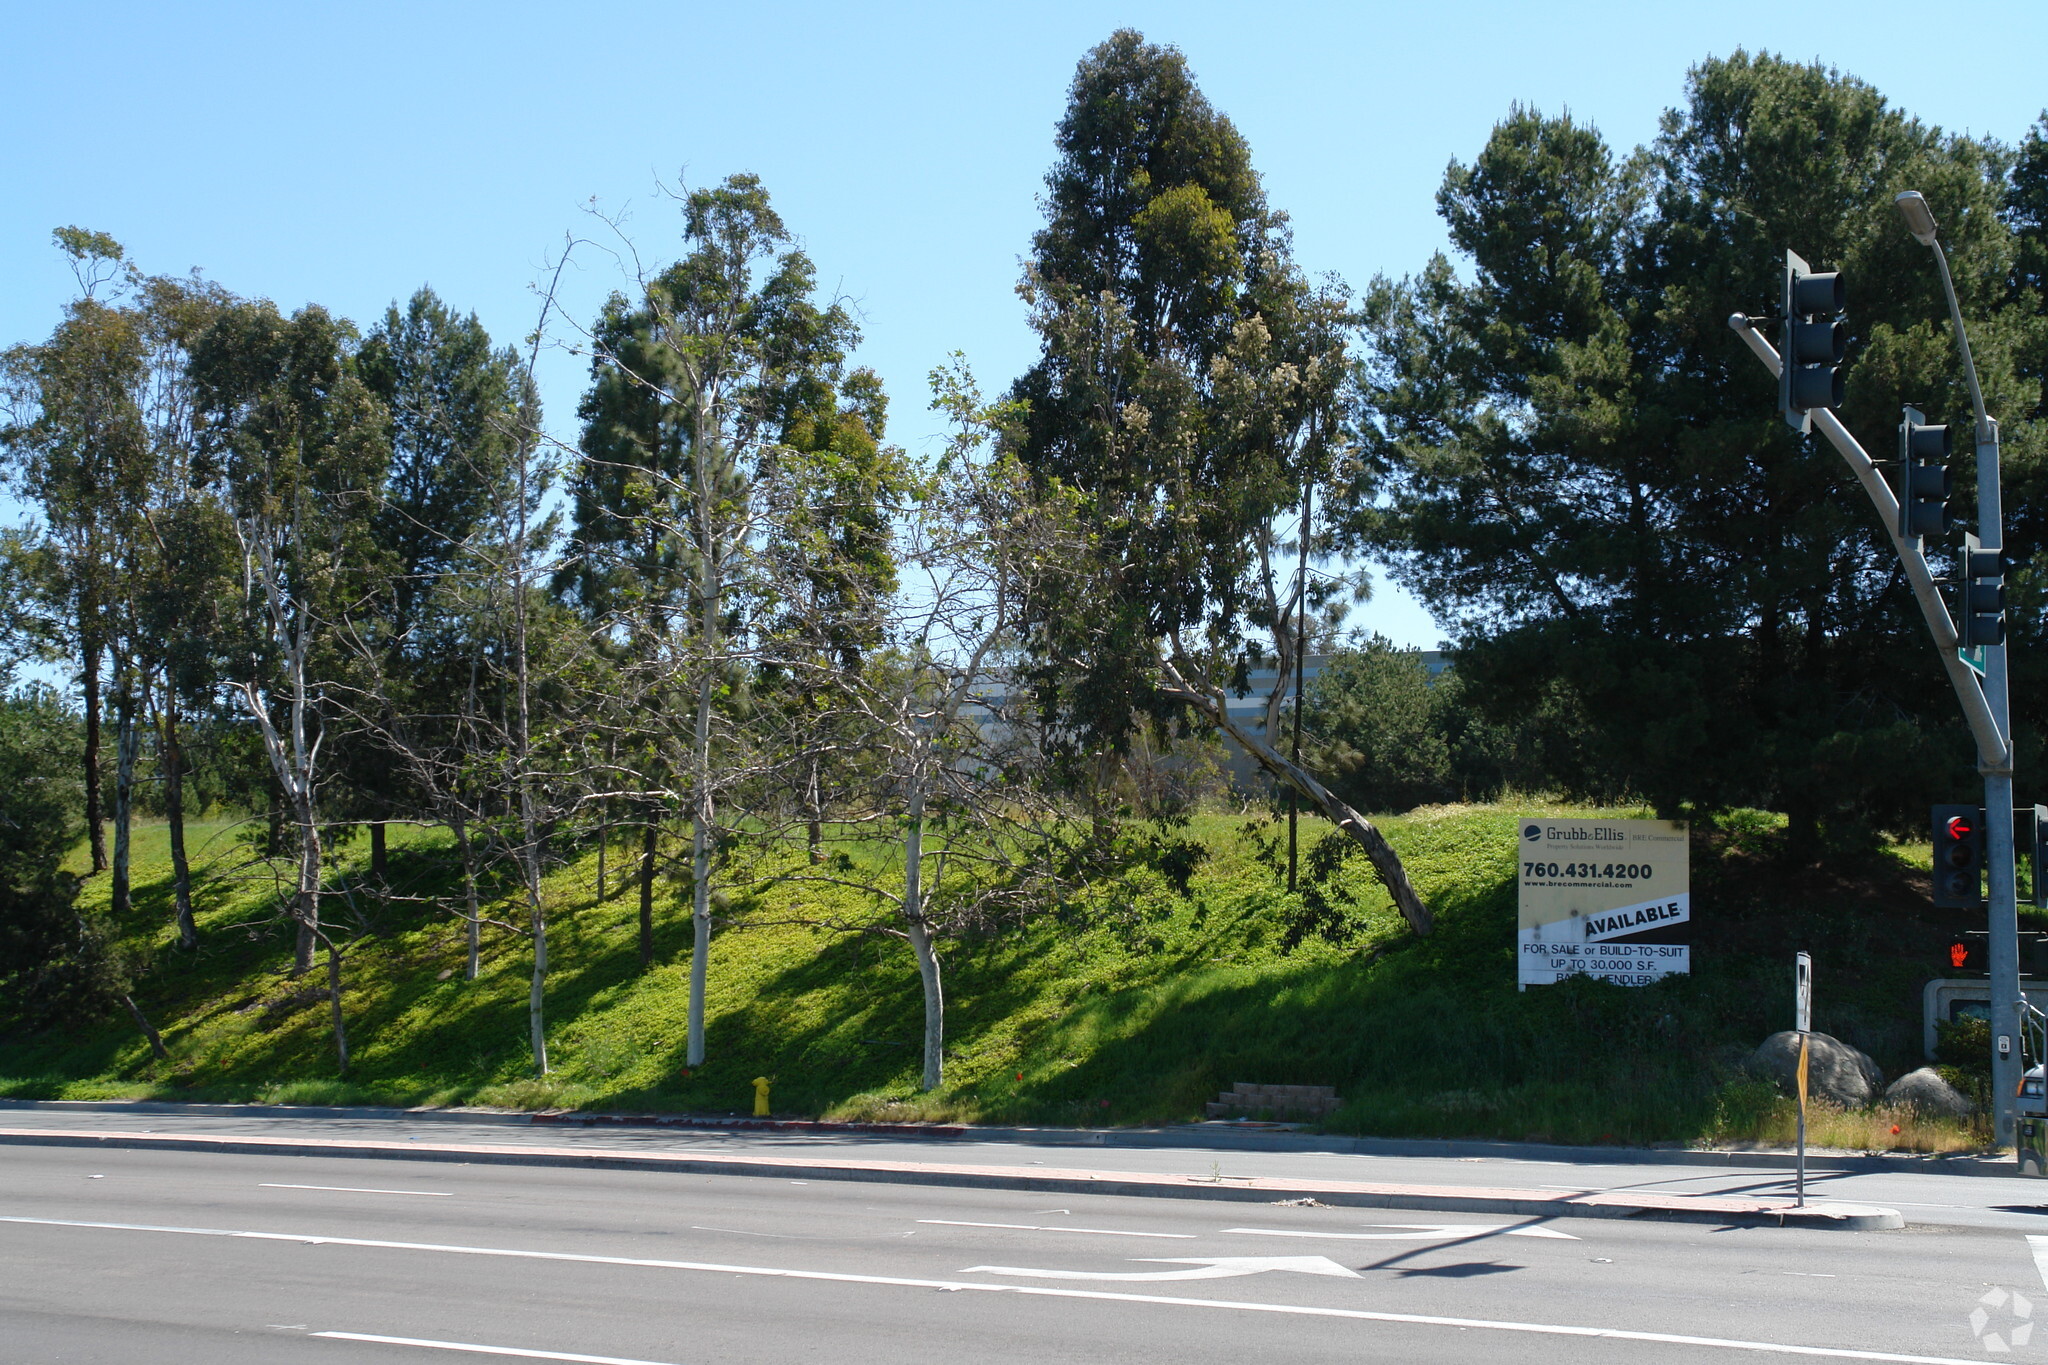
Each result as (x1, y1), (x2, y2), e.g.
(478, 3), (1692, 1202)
(1517, 817), (1690, 987)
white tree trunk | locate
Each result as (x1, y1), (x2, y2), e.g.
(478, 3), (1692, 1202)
(902, 750), (943, 1092)
(686, 654), (714, 1068)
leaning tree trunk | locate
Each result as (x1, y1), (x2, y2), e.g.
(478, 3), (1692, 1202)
(1163, 658), (1433, 936)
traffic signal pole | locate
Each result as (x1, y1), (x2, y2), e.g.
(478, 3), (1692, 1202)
(1725, 317), (2003, 754)
(1731, 195), (2021, 1141)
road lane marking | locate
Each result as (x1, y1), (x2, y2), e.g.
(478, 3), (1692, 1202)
(918, 1219), (1195, 1239)
(0, 1214), (1988, 1364)
(261, 1183), (452, 1197)
(2026, 1235), (2048, 1291)
(1226, 1224), (1580, 1242)
(313, 1333), (680, 1363)
(964, 1255), (1360, 1282)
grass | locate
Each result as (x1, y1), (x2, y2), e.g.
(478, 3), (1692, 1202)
(0, 801), (2004, 1152)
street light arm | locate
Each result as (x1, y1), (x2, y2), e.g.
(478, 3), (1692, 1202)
(1728, 312), (2008, 774)
(1925, 243), (1995, 447)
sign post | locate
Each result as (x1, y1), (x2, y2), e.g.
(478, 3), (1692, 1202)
(1517, 819), (1691, 988)
(1795, 952), (1812, 1208)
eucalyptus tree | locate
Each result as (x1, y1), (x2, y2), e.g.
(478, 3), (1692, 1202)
(562, 173), (865, 1063)
(0, 228), (150, 881)
(1008, 31), (1430, 929)
(1358, 54), (2041, 847)
(130, 270), (236, 948)
(189, 299), (388, 1002)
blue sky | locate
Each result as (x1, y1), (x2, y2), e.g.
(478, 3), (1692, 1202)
(3, 0), (2043, 651)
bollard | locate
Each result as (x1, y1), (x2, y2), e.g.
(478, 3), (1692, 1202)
(752, 1075), (771, 1117)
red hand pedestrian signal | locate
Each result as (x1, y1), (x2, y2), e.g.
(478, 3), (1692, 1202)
(1951, 941), (1970, 969)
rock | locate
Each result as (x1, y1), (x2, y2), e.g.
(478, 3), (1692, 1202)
(1883, 1066), (1976, 1118)
(1746, 1031), (1885, 1108)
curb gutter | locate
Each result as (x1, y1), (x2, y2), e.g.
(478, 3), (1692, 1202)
(0, 1126), (1902, 1231)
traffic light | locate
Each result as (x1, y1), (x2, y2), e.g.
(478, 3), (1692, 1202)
(1781, 249), (1847, 433)
(1960, 532), (2009, 648)
(1898, 406), (1952, 542)
(1933, 803), (1986, 908)
(1947, 935), (1980, 973)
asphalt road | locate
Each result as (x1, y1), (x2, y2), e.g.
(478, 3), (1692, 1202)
(5, 1135), (2048, 1363)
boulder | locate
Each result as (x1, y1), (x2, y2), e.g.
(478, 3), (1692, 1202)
(1883, 1066), (1976, 1118)
(1746, 1031), (1885, 1108)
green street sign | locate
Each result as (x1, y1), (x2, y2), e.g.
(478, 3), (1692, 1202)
(1960, 644), (1988, 678)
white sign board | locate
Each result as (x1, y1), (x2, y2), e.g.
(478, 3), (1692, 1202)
(1517, 817), (1690, 987)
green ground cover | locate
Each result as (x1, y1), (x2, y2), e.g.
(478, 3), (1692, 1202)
(0, 803), (2007, 1149)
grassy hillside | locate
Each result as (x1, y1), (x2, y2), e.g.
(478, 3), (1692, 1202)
(0, 802), (2011, 1149)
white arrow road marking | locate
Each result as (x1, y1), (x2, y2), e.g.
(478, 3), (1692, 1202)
(0, 1214), (1992, 1365)
(1227, 1224), (1580, 1242)
(961, 1255), (1361, 1282)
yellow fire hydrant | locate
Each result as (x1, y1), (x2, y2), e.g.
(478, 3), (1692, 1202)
(752, 1076), (772, 1118)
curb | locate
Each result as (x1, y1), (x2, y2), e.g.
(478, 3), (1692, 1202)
(0, 1126), (1904, 1231)
(0, 1098), (2009, 1176)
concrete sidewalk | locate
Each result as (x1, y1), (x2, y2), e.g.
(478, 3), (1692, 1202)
(0, 1123), (1904, 1231)
(0, 1096), (2007, 1175)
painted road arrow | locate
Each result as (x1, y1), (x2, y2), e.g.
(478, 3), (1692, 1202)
(961, 1256), (1362, 1282)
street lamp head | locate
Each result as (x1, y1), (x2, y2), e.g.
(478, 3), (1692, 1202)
(1896, 191), (1939, 247)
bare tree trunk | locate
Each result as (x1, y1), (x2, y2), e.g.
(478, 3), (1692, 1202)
(685, 440), (720, 1069)
(82, 634), (107, 873)
(122, 993), (169, 1061)
(450, 808), (481, 980)
(638, 814), (657, 971)
(512, 423), (547, 1077)
(325, 939), (349, 1075)
(1164, 657), (1433, 935)
(161, 692), (196, 950)
(369, 821), (388, 883)
(111, 680), (137, 917)
(686, 665), (713, 1066)
(902, 760), (942, 1092)
(806, 753), (824, 865)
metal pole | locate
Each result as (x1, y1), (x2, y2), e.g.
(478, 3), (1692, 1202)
(1795, 952), (1811, 1208)
(1978, 424), (2018, 1143)
(1924, 238), (2020, 1144)
(1288, 480), (1310, 892)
